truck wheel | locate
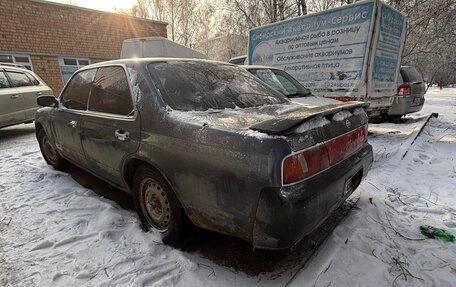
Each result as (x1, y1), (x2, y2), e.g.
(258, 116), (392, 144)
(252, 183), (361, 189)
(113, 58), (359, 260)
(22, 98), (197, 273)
(133, 165), (186, 245)
(38, 129), (66, 170)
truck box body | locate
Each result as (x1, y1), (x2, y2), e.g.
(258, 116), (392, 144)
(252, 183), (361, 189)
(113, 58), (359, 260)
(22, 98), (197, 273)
(121, 37), (207, 59)
(248, 0), (406, 116)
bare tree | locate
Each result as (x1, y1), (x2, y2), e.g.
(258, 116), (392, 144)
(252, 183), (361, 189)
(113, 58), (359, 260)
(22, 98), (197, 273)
(308, 0), (341, 12)
(225, 0), (308, 30)
(120, 0), (215, 47)
(296, 0), (308, 16)
(386, 0), (456, 87)
(119, 0), (456, 83)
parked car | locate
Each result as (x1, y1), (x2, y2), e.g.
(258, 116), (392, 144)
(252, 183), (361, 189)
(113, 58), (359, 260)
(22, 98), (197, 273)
(242, 65), (313, 98)
(0, 63), (53, 129)
(35, 58), (373, 249)
(388, 66), (426, 117)
(243, 65), (367, 110)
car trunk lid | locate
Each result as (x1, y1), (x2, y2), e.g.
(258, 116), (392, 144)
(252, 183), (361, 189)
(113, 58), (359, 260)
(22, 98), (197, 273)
(250, 101), (368, 135)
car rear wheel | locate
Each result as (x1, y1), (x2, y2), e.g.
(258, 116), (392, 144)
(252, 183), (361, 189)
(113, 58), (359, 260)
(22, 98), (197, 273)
(38, 129), (66, 170)
(133, 165), (186, 245)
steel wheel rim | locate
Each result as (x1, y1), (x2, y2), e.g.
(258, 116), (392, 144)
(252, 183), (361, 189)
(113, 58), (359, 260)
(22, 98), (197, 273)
(42, 135), (58, 165)
(141, 179), (171, 232)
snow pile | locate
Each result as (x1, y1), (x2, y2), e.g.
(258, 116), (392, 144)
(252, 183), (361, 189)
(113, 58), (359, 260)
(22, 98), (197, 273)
(238, 129), (271, 139)
(0, 138), (198, 286)
(293, 116), (330, 133)
(331, 110), (352, 121)
(290, 88), (456, 287)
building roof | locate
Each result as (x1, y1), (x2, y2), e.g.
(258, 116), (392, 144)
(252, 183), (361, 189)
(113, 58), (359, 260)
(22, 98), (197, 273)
(31, 0), (168, 26)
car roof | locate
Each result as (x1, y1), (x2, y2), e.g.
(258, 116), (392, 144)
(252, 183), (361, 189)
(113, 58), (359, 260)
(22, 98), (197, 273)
(0, 63), (32, 73)
(229, 55), (247, 61)
(81, 57), (236, 70)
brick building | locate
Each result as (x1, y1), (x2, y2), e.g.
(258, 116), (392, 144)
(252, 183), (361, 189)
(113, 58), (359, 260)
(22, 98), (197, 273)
(0, 0), (167, 95)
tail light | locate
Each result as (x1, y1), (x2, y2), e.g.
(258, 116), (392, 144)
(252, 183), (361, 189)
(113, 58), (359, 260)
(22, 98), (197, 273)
(333, 97), (354, 102)
(282, 125), (367, 185)
(283, 145), (329, 184)
(397, 83), (411, 96)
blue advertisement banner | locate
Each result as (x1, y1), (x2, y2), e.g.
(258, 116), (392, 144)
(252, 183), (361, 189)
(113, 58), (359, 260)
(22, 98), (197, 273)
(248, 1), (376, 97)
(371, 4), (405, 95)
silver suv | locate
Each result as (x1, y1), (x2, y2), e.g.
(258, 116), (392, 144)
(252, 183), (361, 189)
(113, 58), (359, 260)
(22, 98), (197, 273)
(388, 66), (426, 117)
(0, 63), (53, 129)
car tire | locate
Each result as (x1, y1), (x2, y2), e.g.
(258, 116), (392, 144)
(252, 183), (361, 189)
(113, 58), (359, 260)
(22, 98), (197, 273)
(133, 165), (186, 246)
(38, 129), (66, 170)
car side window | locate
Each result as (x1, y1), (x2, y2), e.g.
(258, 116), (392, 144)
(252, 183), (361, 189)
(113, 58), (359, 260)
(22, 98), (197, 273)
(0, 71), (10, 88)
(88, 66), (133, 116)
(60, 69), (96, 111)
(6, 71), (34, 87)
(25, 73), (40, 86)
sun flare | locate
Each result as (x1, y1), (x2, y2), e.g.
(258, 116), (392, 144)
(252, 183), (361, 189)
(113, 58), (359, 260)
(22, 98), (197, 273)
(50, 0), (138, 12)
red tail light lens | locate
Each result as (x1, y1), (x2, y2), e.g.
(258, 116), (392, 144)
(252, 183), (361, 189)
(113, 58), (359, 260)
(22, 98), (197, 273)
(326, 126), (367, 164)
(283, 145), (329, 184)
(282, 125), (367, 185)
(333, 97), (354, 102)
(397, 83), (411, 96)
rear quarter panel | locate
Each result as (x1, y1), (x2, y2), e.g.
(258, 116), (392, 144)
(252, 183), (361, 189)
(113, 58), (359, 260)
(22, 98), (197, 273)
(35, 107), (57, 142)
(133, 67), (291, 241)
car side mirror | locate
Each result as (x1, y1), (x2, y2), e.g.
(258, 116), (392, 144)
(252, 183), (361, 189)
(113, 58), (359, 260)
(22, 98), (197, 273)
(37, 95), (58, 107)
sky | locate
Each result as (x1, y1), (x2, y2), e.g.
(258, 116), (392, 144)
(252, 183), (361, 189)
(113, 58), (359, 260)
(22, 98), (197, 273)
(44, 0), (137, 13)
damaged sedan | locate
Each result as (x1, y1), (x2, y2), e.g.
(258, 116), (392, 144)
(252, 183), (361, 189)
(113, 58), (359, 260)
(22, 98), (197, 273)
(35, 59), (373, 249)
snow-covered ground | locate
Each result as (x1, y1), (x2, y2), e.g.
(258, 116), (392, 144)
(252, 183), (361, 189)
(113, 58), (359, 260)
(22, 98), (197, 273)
(1, 88), (455, 286)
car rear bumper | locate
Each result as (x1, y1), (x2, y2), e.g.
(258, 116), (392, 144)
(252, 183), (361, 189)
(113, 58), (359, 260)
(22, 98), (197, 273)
(252, 143), (373, 249)
(388, 96), (425, 116)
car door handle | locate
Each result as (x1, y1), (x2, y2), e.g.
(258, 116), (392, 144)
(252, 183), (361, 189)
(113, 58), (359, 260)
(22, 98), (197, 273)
(69, 120), (77, 128)
(115, 129), (130, 141)
(10, 94), (19, 99)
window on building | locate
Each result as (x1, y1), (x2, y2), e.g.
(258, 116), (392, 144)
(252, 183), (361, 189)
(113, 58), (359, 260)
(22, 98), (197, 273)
(59, 57), (91, 85)
(0, 54), (33, 70)
(6, 71), (34, 87)
(88, 67), (133, 116)
(60, 69), (96, 111)
(0, 72), (11, 88)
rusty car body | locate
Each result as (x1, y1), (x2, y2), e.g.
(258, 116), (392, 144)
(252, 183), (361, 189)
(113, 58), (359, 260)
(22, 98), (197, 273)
(35, 59), (373, 249)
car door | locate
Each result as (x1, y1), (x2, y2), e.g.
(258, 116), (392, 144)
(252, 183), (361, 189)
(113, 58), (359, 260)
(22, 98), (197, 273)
(4, 70), (41, 121)
(80, 66), (140, 186)
(0, 70), (25, 127)
(53, 69), (96, 165)
(22, 72), (53, 120)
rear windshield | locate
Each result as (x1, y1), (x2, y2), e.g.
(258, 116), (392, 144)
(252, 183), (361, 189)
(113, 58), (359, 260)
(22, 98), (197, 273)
(400, 67), (423, 83)
(147, 61), (288, 111)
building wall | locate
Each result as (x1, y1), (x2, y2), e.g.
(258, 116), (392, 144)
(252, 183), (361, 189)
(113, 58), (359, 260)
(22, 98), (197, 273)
(29, 55), (62, 95)
(0, 0), (167, 94)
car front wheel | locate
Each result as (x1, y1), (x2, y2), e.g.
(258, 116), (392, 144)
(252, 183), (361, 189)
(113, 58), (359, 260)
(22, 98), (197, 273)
(133, 165), (186, 245)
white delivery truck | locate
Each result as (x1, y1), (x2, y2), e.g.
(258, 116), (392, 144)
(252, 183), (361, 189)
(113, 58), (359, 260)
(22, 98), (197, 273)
(121, 37), (207, 59)
(248, 0), (406, 119)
